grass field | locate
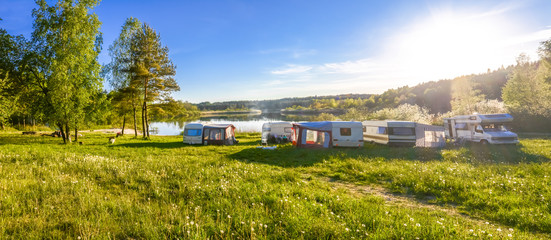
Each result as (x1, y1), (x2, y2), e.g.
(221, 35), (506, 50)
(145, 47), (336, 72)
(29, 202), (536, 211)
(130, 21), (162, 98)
(0, 131), (550, 239)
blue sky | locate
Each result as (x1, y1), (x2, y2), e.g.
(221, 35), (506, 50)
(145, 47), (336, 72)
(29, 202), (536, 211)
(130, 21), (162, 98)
(1, 0), (551, 103)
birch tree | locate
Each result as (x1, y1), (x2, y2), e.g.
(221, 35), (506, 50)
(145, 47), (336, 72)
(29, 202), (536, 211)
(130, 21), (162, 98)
(31, 0), (103, 143)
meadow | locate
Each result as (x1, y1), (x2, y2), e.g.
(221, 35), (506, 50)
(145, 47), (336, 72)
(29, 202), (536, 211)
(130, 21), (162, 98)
(0, 131), (550, 239)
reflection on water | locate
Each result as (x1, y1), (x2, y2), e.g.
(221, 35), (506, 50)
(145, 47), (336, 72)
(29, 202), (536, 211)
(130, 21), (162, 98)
(149, 113), (317, 136)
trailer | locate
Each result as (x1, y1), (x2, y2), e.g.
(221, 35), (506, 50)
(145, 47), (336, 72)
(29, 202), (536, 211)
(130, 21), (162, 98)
(443, 114), (519, 144)
(182, 123), (204, 145)
(362, 121), (445, 147)
(291, 121), (364, 148)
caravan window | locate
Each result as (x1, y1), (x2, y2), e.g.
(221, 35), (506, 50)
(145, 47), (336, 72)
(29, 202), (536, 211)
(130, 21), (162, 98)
(390, 127), (414, 136)
(455, 123), (468, 130)
(284, 127), (293, 133)
(340, 128), (352, 136)
(184, 129), (202, 136)
(377, 127), (387, 134)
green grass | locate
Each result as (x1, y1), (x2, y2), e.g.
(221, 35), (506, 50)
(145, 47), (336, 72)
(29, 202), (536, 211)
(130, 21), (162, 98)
(0, 132), (550, 239)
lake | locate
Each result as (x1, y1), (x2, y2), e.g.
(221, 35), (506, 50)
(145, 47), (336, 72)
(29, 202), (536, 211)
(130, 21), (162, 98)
(148, 113), (314, 136)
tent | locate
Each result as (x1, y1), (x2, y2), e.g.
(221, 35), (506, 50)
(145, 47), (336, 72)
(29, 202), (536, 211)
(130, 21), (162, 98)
(292, 122), (332, 148)
(415, 123), (446, 148)
(202, 124), (238, 145)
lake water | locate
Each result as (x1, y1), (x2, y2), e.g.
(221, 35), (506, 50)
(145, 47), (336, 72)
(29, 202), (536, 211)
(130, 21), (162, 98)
(148, 113), (312, 136)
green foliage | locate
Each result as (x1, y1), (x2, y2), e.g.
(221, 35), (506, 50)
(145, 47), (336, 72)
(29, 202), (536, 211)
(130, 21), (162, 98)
(149, 98), (200, 120)
(502, 53), (551, 131)
(451, 76), (485, 115)
(30, 0), (103, 142)
(0, 132), (549, 238)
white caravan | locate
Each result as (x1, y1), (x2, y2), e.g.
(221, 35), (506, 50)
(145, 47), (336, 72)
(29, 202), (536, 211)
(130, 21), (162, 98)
(362, 121), (417, 146)
(261, 122), (293, 145)
(331, 121), (364, 147)
(362, 121), (446, 147)
(291, 121), (364, 148)
(182, 123), (204, 144)
(443, 114), (519, 144)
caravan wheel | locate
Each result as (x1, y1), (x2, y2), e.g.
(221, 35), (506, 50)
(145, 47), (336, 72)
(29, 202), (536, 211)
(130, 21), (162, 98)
(480, 140), (489, 145)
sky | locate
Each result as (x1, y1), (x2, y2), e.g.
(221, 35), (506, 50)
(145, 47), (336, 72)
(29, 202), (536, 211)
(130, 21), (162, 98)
(1, 0), (551, 103)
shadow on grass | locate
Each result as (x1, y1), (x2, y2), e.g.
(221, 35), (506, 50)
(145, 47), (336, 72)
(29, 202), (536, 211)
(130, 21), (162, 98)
(229, 142), (550, 168)
(113, 141), (188, 149)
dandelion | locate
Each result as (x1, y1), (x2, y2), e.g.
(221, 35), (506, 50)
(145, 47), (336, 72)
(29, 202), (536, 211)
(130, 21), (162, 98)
(497, 228), (502, 232)
(508, 234), (513, 237)
(345, 228), (349, 231)
(469, 229), (474, 232)
(220, 230), (224, 234)
(410, 218), (414, 221)
(416, 223), (421, 227)
(509, 228), (514, 231)
(227, 215), (231, 219)
(485, 222), (489, 225)
(404, 223), (407, 227)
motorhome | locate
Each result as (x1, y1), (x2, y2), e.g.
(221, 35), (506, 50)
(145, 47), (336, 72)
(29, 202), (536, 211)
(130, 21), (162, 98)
(362, 121), (446, 147)
(182, 123), (204, 145)
(443, 114), (519, 144)
(291, 121), (363, 148)
(261, 122), (293, 145)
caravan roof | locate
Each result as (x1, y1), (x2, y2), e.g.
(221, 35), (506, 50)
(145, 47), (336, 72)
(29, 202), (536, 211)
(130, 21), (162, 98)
(445, 114), (514, 123)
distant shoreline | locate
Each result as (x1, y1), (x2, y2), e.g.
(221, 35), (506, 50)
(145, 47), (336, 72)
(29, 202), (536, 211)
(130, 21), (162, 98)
(200, 109), (262, 116)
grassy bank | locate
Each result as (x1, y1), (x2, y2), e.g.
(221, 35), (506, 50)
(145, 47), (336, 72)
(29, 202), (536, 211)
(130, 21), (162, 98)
(0, 132), (549, 239)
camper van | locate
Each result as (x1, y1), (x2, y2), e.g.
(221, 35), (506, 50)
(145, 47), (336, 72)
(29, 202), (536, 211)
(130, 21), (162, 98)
(291, 121), (363, 148)
(183, 123), (204, 144)
(443, 114), (519, 144)
(261, 122), (293, 145)
(362, 121), (417, 146)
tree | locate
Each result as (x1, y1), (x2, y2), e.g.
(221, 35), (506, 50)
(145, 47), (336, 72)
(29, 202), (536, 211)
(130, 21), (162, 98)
(105, 17), (142, 137)
(31, 0), (103, 143)
(130, 23), (179, 138)
(502, 53), (551, 131)
(450, 75), (485, 115)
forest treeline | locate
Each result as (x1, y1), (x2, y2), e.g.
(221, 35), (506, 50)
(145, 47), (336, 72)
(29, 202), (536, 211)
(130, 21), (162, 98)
(199, 48), (551, 132)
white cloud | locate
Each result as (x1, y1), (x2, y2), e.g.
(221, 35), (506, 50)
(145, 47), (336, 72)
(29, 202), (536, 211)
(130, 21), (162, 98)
(270, 64), (313, 75)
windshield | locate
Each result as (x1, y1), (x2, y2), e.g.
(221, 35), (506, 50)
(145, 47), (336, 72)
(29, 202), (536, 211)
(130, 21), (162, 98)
(482, 124), (509, 132)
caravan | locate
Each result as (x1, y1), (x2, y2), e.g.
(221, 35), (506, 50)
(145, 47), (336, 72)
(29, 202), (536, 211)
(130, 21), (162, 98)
(443, 114), (519, 144)
(261, 122), (293, 145)
(183, 123), (204, 145)
(362, 121), (417, 146)
(291, 121), (363, 148)
(362, 121), (445, 147)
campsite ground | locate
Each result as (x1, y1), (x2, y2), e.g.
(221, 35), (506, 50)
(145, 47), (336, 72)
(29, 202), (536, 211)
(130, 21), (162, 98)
(0, 131), (550, 239)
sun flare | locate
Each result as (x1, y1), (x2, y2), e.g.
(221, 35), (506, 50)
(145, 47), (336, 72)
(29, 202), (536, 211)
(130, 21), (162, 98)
(386, 9), (526, 84)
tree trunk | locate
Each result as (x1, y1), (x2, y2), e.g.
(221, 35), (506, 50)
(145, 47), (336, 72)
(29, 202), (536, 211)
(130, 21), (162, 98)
(1, 122), (4, 130)
(142, 101), (146, 138)
(65, 123), (71, 143)
(58, 123), (66, 144)
(133, 105), (138, 137)
(74, 126), (78, 142)
(121, 115), (126, 136)
(145, 102), (150, 138)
